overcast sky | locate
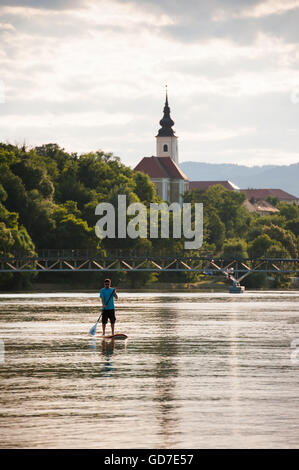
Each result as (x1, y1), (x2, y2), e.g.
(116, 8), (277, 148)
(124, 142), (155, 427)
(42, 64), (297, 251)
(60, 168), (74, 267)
(1, 0), (299, 168)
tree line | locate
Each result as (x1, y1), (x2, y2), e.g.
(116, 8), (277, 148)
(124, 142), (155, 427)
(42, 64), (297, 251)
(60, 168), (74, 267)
(0, 142), (298, 289)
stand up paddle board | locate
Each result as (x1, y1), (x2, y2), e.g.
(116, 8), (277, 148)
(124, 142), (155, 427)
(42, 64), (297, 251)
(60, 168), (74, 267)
(102, 333), (128, 340)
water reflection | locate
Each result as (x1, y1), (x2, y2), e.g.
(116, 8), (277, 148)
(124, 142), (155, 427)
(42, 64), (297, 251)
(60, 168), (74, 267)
(0, 292), (298, 448)
(88, 338), (97, 351)
(152, 307), (180, 448)
(100, 339), (115, 377)
(90, 337), (128, 377)
(227, 303), (242, 442)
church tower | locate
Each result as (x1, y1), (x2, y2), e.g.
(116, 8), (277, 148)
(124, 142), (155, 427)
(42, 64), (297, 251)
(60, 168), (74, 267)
(156, 88), (179, 164)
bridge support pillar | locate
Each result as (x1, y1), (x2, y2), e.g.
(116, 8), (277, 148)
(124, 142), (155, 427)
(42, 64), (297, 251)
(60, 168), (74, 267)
(229, 285), (245, 293)
(229, 280), (245, 293)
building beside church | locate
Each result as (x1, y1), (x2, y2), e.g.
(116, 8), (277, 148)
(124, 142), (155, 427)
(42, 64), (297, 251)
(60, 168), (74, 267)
(240, 188), (299, 204)
(189, 180), (240, 191)
(134, 91), (189, 205)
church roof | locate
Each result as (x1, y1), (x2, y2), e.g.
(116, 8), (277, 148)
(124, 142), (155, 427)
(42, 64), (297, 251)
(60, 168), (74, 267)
(156, 90), (175, 137)
(134, 156), (189, 181)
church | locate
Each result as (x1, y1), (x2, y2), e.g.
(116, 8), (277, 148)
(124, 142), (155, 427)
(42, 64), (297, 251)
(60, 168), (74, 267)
(134, 90), (189, 206)
(134, 92), (299, 210)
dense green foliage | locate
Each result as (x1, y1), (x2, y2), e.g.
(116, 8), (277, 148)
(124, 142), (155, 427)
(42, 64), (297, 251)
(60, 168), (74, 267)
(0, 143), (181, 288)
(184, 185), (299, 257)
(0, 142), (298, 289)
(184, 185), (299, 288)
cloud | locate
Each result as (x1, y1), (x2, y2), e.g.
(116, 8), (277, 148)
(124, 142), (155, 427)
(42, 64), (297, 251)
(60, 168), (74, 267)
(164, 7), (299, 45)
(0, 0), (88, 10)
(113, 0), (299, 45)
(0, 0), (299, 167)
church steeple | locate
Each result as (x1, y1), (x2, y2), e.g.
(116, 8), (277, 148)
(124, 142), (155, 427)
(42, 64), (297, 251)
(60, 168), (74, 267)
(156, 87), (179, 164)
(156, 87), (175, 137)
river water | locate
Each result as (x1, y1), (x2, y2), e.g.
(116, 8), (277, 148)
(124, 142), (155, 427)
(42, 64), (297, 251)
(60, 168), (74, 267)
(0, 291), (298, 449)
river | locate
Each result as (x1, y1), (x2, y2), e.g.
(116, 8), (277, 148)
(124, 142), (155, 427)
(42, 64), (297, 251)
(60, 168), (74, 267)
(0, 291), (298, 448)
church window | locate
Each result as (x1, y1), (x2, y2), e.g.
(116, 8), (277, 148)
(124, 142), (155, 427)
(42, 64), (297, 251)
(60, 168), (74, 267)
(163, 144), (168, 152)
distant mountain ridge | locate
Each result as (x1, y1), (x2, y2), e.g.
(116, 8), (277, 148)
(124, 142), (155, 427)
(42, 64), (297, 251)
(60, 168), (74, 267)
(179, 162), (299, 198)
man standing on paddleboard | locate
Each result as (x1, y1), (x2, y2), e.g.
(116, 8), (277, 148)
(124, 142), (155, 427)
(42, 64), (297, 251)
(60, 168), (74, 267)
(100, 278), (118, 337)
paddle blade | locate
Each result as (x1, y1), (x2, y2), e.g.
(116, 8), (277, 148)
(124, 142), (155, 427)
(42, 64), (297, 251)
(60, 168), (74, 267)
(89, 322), (98, 336)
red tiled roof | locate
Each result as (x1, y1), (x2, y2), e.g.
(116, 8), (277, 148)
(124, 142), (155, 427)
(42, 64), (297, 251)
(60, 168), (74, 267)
(189, 181), (239, 191)
(240, 189), (299, 202)
(134, 157), (189, 180)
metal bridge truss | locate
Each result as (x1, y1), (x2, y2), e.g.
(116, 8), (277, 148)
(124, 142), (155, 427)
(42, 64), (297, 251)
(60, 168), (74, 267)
(0, 255), (298, 283)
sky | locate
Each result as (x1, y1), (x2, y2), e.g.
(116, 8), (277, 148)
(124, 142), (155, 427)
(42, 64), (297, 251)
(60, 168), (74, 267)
(1, 0), (299, 169)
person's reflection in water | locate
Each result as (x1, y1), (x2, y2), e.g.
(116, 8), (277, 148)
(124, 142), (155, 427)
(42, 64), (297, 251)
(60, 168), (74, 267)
(100, 339), (115, 376)
(90, 338), (127, 377)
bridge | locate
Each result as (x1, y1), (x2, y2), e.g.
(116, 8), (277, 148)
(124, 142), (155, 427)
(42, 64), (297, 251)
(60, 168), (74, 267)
(1, 250), (298, 291)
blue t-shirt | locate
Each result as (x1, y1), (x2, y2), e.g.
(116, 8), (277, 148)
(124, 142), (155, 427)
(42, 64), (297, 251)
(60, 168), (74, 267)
(100, 287), (115, 310)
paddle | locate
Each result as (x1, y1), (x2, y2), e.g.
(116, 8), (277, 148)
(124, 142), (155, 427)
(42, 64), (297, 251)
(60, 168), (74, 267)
(89, 280), (119, 336)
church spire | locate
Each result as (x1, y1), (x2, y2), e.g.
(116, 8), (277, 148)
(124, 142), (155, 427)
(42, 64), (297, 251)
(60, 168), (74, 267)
(155, 86), (179, 164)
(157, 86), (175, 137)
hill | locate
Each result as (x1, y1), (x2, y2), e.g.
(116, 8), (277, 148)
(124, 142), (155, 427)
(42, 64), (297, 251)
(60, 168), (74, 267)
(179, 162), (299, 198)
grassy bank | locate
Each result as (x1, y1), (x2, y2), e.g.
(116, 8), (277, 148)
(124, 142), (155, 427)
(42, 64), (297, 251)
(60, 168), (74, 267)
(2, 278), (298, 293)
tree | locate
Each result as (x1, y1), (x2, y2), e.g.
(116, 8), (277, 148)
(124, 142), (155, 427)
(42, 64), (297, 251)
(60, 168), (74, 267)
(133, 172), (157, 204)
(248, 234), (273, 258)
(183, 185), (253, 253)
(206, 213), (225, 251)
(277, 202), (299, 220)
(53, 214), (97, 250)
(221, 238), (248, 260)
(286, 219), (299, 237)
(0, 165), (28, 220)
(35, 143), (73, 172)
(266, 195), (279, 207)
(21, 191), (56, 248)
(0, 196), (36, 288)
(262, 224), (298, 257)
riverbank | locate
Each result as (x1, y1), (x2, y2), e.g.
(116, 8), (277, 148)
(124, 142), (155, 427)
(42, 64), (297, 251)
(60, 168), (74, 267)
(1, 279), (298, 293)
(0, 281), (226, 293)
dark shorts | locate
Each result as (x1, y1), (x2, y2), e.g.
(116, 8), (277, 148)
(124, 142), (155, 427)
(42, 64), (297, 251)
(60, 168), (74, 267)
(102, 309), (116, 324)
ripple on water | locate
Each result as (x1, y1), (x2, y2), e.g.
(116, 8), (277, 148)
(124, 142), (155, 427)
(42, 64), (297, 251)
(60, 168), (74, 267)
(0, 291), (299, 448)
